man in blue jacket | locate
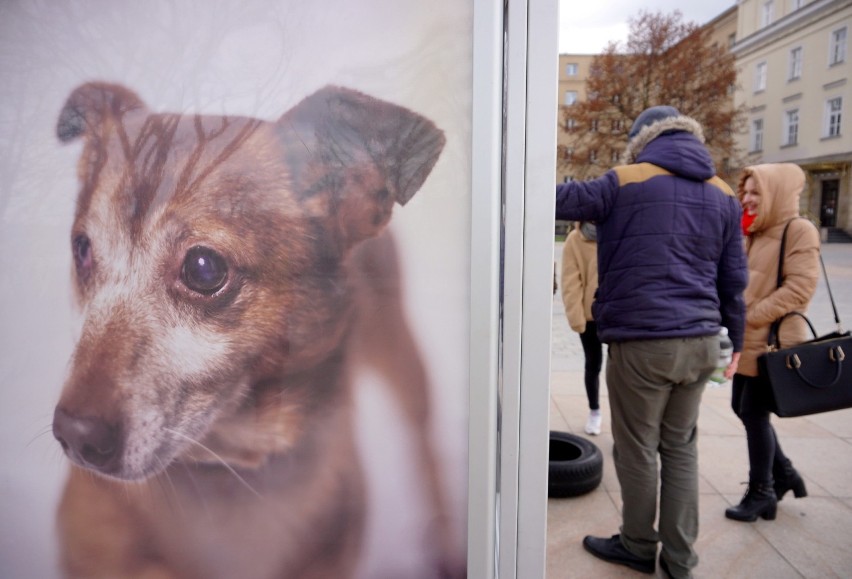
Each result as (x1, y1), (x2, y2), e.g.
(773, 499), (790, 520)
(556, 106), (747, 579)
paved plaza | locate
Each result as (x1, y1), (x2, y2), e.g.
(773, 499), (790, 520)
(547, 242), (852, 578)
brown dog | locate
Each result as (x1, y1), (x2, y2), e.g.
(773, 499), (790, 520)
(51, 81), (457, 578)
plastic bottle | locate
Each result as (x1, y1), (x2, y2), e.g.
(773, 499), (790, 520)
(710, 327), (734, 386)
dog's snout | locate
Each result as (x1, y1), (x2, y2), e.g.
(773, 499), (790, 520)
(53, 407), (122, 473)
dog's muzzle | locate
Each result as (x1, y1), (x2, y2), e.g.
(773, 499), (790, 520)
(53, 407), (123, 474)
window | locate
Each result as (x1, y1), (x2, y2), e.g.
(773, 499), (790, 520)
(784, 109), (799, 145)
(791, 0), (803, 9)
(565, 117), (576, 131)
(564, 90), (577, 106)
(612, 119), (624, 133)
(751, 119), (764, 152)
(761, 0), (774, 28)
(590, 119), (599, 132)
(826, 97), (843, 137)
(611, 149), (620, 163)
(728, 33), (736, 50)
(589, 149), (598, 163)
(789, 47), (802, 80)
(830, 27), (847, 66)
(755, 61), (767, 92)
(565, 63), (578, 76)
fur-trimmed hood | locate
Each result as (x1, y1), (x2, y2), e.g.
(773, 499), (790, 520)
(622, 115), (714, 181)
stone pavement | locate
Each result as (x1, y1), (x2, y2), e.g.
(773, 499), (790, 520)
(547, 242), (852, 578)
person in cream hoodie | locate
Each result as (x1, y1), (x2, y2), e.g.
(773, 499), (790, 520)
(561, 222), (603, 435)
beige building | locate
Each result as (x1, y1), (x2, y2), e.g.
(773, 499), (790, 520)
(708, 6), (740, 52)
(555, 54), (596, 183)
(703, 5), (741, 181)
(732, 0), (852, 236)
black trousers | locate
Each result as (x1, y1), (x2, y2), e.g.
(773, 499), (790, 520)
(731, 373), (791, 484)
(578, 321), (603, 411)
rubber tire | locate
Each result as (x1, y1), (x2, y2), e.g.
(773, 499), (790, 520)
(548, 430), (603, 498)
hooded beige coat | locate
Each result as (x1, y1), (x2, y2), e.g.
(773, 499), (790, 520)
(737, 163), (821, 377)
(561, 224), (598, 334)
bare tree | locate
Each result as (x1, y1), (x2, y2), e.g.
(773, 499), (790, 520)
(558, 10), (744, 182)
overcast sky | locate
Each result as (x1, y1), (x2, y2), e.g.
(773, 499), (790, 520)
(559, 0), (737, 53)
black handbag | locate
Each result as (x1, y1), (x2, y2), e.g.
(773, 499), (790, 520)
(758, 219), (852, 417)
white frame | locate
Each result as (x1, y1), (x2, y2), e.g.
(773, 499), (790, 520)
(564, 90), (578, 105)
(468, 1), (557, 577)
(829, 25), (847, 66)
(761, 0), (775, 28)
(783, 108), (799, 145)
(752, 117), (765, 152)
(755, 60), (768, 92)
(788, 46), (802, 81)
(825, 96), (843, 138)
(467, 4), (503, 577)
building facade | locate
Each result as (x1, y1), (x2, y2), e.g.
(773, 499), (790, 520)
(702, 6), (741, 182)
(555, 54), (596, 183)
(732, 0), (852, 236)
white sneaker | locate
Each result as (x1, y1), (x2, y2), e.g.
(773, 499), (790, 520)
(584, 410), (602, 435)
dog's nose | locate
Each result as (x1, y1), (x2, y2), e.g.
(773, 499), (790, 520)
(53, 407), (122, 472)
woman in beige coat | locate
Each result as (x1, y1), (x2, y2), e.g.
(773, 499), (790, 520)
(561, 222), (603, 435)
(725, 164), (820, 523)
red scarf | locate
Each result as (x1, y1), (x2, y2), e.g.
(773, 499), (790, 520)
(741, 211), (756, 236)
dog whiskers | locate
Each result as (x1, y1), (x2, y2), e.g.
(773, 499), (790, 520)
(153, 456), (186, 517)
(25, 423), (57, 449)
(164, 428), (263, 499)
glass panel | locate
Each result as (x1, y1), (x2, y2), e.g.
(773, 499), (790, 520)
(0, 2), (474, 577)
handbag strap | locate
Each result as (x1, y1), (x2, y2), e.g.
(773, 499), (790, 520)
(820, 253), (843, 330)
(768, 218), (845, 349)
(767, 312), (819, 349)
(774, 219), (793, 289)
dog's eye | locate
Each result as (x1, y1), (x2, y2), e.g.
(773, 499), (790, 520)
(72, 234), (93, 278)
(181, 246), (228, 295)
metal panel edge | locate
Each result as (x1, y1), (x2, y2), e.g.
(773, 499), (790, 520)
(500, 0), (530, 575)
(517, 0), (558, 576)
(468, 1), (504, 577)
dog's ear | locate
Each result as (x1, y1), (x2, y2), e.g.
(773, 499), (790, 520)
(57, 82), (146, 143)
(277, 86), (445, 247)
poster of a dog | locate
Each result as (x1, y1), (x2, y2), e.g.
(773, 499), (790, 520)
(0, 1), (471, 577)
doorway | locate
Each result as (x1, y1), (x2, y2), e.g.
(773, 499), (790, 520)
(820, 179), (839, 228)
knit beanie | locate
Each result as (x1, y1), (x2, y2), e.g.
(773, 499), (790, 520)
(628, 105), (681, 139)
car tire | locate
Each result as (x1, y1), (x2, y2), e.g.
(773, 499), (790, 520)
(548, 430), (603, 498)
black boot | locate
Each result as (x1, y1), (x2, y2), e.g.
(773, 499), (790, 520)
(773, 459), (808, 501)
(725, 483), (777, 522)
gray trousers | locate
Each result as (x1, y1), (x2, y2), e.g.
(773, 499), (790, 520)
(606, 336), (718, 579)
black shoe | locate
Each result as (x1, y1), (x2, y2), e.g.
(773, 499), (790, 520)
(725, 483), (777, 522)
(582, 534), (655, 574)
(773, 460), (808, 501)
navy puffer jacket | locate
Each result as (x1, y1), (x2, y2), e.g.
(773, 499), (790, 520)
(555, 117), (748, 350)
